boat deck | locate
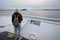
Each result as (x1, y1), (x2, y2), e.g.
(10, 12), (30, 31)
(0, 31), (29, 40)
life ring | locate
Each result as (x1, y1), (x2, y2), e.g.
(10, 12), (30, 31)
(28, 33), (37, 40)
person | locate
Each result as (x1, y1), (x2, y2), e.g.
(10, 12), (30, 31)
(12, 9), (23, 40)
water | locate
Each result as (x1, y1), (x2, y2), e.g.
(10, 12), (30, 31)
(0, 10), (60, 26)
(0, 10), (60, 19)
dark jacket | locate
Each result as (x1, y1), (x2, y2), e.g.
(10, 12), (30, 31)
(12, 12), (23, 23)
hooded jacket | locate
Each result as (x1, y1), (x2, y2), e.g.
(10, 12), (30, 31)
(12, 12), (23, 23)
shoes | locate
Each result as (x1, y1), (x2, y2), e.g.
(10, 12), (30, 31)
(20, 36), (22, 40)
(16, 38), (20, 40)
(17, 36), (22, 40)
(15, 35), (22, 40)
(15, 36), (19, 40)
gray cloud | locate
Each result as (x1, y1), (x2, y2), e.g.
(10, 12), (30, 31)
(0, 0), (60, 9)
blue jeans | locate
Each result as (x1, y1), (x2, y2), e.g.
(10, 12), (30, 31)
(14, 24), (21, 38)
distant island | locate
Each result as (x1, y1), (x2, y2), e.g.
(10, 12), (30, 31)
(21, 9), (27, 11)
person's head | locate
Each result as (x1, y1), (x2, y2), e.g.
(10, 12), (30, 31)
(15, 8), (19, 13)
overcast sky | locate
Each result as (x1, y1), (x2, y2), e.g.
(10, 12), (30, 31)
(0, 0), (60, 9)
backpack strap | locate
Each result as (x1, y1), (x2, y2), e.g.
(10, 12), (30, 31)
(14, 14), (19, 17)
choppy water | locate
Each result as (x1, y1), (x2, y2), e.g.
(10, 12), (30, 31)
(0, 10), (60, 19)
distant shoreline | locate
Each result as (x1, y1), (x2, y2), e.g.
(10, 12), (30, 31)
(0, 9), (60, 11)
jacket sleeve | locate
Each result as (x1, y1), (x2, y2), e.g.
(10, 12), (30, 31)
(19, 14), (23, 23)
(12, 14), (14, 23)
(20, 14), (23, 21)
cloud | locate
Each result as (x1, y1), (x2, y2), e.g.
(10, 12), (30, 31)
(0, 0), (60, 9)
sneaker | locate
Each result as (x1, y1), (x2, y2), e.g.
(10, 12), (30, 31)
(16, 37), (20, 40)
(20, 36), (22, 40)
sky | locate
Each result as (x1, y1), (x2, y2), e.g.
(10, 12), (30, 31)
(0, 0), (60, 9)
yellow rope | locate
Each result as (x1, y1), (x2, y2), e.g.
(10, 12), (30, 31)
(7, 33), (14, 38)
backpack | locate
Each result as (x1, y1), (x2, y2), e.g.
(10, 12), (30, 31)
(13, 14), (19, 26)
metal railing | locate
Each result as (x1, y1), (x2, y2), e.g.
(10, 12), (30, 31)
(23, 15), (60, 25)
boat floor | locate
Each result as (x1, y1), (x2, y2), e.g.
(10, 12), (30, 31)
(0, 31), (29, 40)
